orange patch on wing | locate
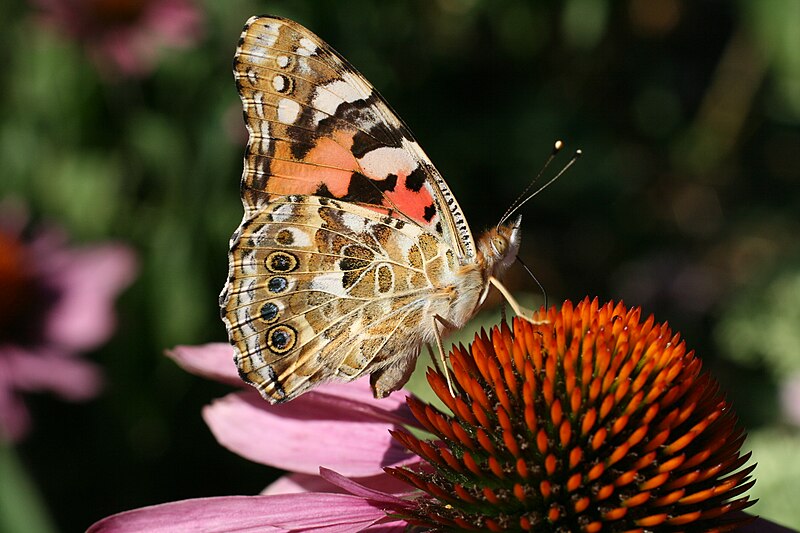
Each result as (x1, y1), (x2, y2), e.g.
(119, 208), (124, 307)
(265, 128), (438, 228)
(267, 131), (359, 196)
(385, 173), (437, 225)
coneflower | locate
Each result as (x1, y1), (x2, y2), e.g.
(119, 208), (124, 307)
(388, 298), (755, 532)
(89, 299), (776, 532)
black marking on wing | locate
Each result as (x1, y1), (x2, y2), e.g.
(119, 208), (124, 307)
(423, 203), (436, 223)
(406, 167), (426, 192)
(351, 129), (386, 159)
(343, 172), (397, 204)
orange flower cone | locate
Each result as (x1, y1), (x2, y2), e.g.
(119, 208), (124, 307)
(388, 298), (755, 532)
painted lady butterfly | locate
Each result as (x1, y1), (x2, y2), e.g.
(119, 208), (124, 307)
(220, 15), (534, 403)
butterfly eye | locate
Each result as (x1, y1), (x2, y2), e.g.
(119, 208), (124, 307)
(491, 236), (508, 257)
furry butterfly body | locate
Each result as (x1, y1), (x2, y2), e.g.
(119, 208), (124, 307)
(220, 16), (522, 403)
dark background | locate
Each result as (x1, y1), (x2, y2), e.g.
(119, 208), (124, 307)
(1, 0), (799, 530)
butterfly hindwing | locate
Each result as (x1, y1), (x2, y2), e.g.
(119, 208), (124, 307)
(222, 195), (461, 402)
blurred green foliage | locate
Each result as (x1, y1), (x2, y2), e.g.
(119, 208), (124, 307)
(1, 0), (799, 530)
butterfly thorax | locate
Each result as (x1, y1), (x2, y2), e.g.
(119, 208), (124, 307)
(438, 217), (522, 335)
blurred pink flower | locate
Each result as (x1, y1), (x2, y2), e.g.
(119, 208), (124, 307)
(0, 207), (137, 441)
(88, 342), (417, 531)
(31, 0), (203, 77)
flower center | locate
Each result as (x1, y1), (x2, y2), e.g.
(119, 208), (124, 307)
(387, 299), (754, 532)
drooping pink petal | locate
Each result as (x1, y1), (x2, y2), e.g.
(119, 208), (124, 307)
(318, 467), (409, 505)
(361, 521), (410, 532)
(87, 493), (402, 533)
(3, 347), (103, 401)
(298, 379), (420, 429)
(263, 470), (418, 496)
(262, 473), (337, 495)
(203, 389), (417, 476)
(166, 343), (241, 386)
(41, 243), (137, 351)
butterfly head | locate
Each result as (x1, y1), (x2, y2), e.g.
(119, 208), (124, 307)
(479, 215), (522, 277)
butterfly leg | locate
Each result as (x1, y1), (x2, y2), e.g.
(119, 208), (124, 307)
(489, 276), (547, 324)
(426, 343), (446, 378)
(432, 314), (458, 396)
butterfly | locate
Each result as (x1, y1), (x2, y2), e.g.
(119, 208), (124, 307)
(220, 15), (536, 404)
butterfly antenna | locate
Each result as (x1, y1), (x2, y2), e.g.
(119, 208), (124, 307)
(516, 256), (547, 310)
(499, 142), (582, 228)
(498, 140), (564, 229)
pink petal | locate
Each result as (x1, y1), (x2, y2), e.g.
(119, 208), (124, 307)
(166, 343), (241, 386)
(42, 243), (137, 351)
(262, 473), (337, 495)
(263, 470), (417, 496)
(299, 379), (420, 429)
(88, 493), (401, 532)
(169, 345), (419, 429)
(203, 389), (416, 476)
(362, 523), (409, 532)
(3, 347), (103, 401)
(318, 468), (407, 505)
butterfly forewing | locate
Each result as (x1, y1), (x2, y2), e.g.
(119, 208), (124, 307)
(233, 16), (475, 256)
(221, 16), (515, 403)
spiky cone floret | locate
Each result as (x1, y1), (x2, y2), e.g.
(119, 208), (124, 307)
(386, 298), (755, 532)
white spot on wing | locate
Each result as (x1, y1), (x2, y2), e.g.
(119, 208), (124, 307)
(341, 212), (369, 233)
(297, 37), (317, 56)
(248, 109), (270, 153)
(312, 77), (367, 121)
(277, 98), (301, 124)
(271, 203), (295, 222)
(276, 55), (290, 68)
(281, 227), (312, 247)
(257, 22), (280, 46)
(272, 75), (286, 92)
(242, 22), (280, 66)
(309, 272), (350, 297)
(341, 71), (372, 98)
(358, 146), (417, 180)
(253, 92), (265, 118)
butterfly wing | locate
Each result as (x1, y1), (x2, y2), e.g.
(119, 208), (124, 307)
(233, 15), (476, 258)
(222, 195), (461, 402)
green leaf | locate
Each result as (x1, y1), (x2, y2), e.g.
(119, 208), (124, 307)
(0, 442), (58, 533)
